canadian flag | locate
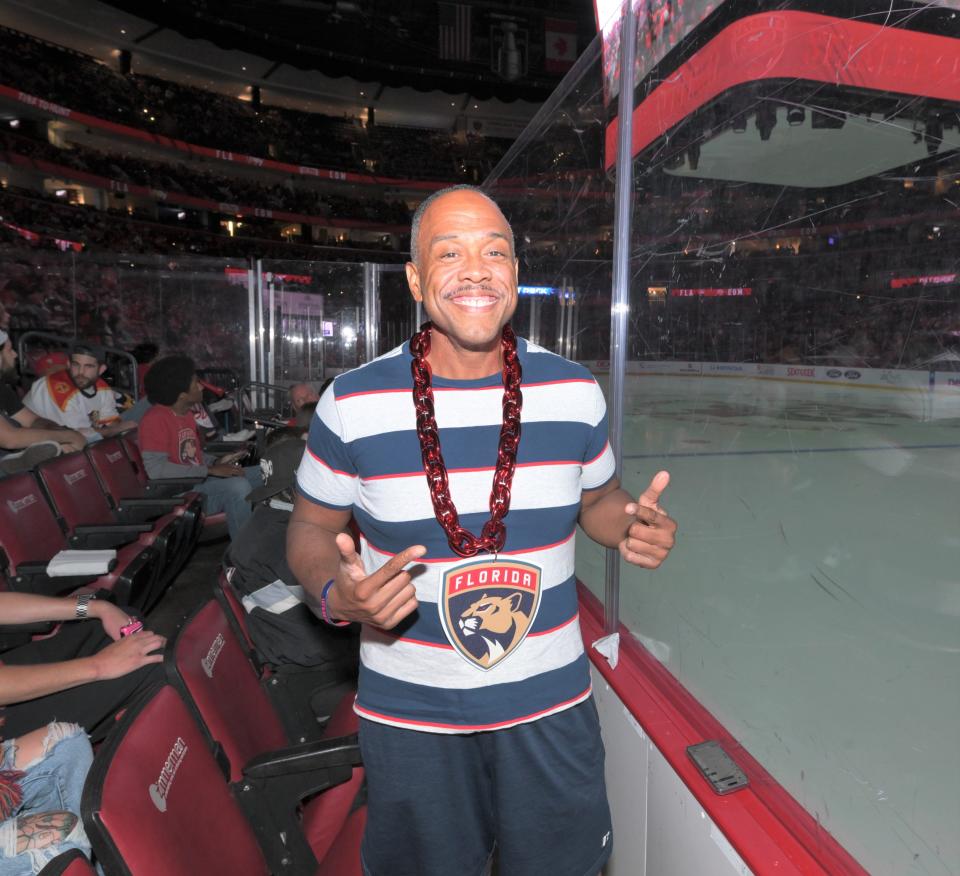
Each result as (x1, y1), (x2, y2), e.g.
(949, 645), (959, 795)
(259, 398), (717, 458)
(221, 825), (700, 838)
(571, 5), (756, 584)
(545, 18), (577, 73)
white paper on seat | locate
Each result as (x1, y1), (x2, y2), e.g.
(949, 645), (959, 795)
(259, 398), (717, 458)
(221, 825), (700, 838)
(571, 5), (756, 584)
(221, 429), (256, 441)
(46, 549), (117, 577)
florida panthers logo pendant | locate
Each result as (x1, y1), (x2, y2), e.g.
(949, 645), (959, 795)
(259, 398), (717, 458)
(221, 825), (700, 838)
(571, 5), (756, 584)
(440, 558), (542, 670)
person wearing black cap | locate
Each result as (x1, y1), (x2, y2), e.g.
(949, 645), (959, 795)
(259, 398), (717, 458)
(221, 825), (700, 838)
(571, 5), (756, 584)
(22, 343), (135, 443)
(226, 434), (357, 671)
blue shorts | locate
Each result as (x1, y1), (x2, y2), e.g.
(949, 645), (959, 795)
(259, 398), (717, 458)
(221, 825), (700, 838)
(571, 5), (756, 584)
(359, 698), (612, 876)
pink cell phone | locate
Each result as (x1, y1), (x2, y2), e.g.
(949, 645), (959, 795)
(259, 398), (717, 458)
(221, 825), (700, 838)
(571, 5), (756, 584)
(120, 620), (143, 637)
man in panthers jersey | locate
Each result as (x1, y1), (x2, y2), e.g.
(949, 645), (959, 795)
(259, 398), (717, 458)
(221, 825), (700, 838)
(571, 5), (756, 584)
(23, 343), (135, 444)
(290, 186), (677, 876)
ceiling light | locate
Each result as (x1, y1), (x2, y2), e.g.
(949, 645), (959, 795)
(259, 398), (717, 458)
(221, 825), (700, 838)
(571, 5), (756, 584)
(755, 103), (777, 141)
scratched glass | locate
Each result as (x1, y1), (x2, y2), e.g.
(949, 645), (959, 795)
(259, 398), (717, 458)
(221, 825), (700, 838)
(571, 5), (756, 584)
(488, 3), (960, 874)
(0, 251), (252, 388)
(259, 259), (367, 386)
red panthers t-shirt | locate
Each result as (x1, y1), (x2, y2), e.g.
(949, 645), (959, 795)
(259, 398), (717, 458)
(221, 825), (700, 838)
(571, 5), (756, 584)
(139, 405), (204, 466)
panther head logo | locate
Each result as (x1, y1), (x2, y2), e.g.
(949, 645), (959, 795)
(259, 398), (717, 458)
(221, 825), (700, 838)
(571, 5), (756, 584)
(441, 559), (542, 670)
(458, 592), (529, 668)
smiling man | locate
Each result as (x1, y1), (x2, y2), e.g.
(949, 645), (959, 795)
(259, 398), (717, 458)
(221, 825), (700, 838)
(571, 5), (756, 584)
(289, 185), (677, 876)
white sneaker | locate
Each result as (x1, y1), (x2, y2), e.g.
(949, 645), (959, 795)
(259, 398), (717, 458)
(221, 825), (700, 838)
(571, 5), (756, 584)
(0, 441), (62, 475)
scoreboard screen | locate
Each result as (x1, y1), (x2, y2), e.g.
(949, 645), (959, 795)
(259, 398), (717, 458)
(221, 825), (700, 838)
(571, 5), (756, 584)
(594, 0), (723, 105)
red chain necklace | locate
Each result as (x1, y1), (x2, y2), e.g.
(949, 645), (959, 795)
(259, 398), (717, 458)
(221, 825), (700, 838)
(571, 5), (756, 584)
(410, 321), (522, 557)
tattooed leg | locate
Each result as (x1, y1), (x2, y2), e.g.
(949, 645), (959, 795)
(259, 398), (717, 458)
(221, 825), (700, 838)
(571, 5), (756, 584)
(15, 811), (78, 854)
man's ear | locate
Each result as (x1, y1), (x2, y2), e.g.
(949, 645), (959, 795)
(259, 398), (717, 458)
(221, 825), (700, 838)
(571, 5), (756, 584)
(405, 261), (422, 303)
(97, 364), (107, 376)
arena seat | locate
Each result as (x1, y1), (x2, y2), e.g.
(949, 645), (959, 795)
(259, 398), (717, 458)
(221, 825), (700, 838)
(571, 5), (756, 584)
(36, 451), (170, 550)
(86, 439), (202, 587)
(87, 437), (203, 522)
(119, 433), (203, 500)
(215, 568), (360, 743)
(0, 471), (157, 603)
(82, 684), (271, 876)
(83, 683), (365, 875)
(167, 594), (359, 755)
(120, 433), (227, 533)
(215, 568), (257, 656)
(166, 598), (363, 871)
(167, 597), (288, 776)
(36, 453), (179, 610)
(37, 849), (97, 876)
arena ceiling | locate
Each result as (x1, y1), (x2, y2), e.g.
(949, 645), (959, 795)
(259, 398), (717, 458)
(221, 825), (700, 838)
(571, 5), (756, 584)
(0, 0), (597, 133)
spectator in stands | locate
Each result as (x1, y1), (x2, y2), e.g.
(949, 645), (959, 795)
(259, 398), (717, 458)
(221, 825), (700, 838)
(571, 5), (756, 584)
(23, 344), (135, 443)
(0, 721), (93, 874)
(227, 434), (356, 674)
(293, 400), (317, 431)
(0, 332), (85, 474)
(0, 591), (164, 742)
(0, 590), (160, 873)
(288, 382), (319, 414)
(131, 341), (159, 398)
(139, 355), (262, 540)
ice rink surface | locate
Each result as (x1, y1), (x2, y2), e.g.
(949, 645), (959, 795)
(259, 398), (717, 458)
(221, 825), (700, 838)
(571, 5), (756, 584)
(576, 373), (960, 876)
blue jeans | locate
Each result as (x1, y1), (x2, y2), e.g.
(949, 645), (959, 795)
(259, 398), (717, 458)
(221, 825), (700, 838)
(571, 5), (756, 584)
(0, 723), (93, 875)
(195, 465), (262, 540)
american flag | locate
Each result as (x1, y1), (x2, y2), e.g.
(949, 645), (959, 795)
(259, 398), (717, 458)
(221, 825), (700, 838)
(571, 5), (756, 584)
(438, 2), (471, 62)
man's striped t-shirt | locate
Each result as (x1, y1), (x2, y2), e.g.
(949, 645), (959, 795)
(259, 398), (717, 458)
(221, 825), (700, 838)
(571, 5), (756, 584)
(296, 337), (616, 734)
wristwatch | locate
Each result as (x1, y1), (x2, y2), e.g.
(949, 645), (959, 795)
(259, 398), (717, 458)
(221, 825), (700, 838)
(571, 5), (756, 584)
(75, 593), (97, 619)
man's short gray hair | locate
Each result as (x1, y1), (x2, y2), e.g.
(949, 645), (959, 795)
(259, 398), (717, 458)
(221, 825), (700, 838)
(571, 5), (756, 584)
(409, 185), (514, 266)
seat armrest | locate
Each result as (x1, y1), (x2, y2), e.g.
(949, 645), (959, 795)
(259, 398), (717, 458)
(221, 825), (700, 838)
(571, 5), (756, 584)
(118, 497), (181, 509)
(0, 621), (54, 636)
(234, 736), (361, 874)
(144, 478), (204, 498)
(241, 735), (360, 780)
(69, 524), (153, 550)
(114, 498), (180, 523)
(10, 563), (100, 595)
(205, 441), (253, 455)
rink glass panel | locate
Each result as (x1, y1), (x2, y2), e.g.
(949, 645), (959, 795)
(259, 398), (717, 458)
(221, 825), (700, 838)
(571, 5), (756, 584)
(487, 5), (960, 876)
(259, 260), (366, 385)
(487, 32), (617, 605)
(0, 251), (252, 386)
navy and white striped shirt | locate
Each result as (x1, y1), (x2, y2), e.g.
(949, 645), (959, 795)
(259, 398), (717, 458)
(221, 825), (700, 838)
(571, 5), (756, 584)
(297, 337), (615, 733)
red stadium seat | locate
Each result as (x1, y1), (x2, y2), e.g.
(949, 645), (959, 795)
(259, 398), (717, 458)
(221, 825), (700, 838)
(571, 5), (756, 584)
(120, 432), (228, 533)
(83, 684), (271, 876)
(214, 569), (359, 743)
(168, 598), (288, 778)
(166, 598), (363, 871)
(36, 453), (179, 610)
(214, 568), (258, 663)
(88, 437), (204, 523)
(87, 439), (202, 587)
(166, 597), (358, 773)
(0, 471), (157, 603)
(83, 684), (365, 875)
